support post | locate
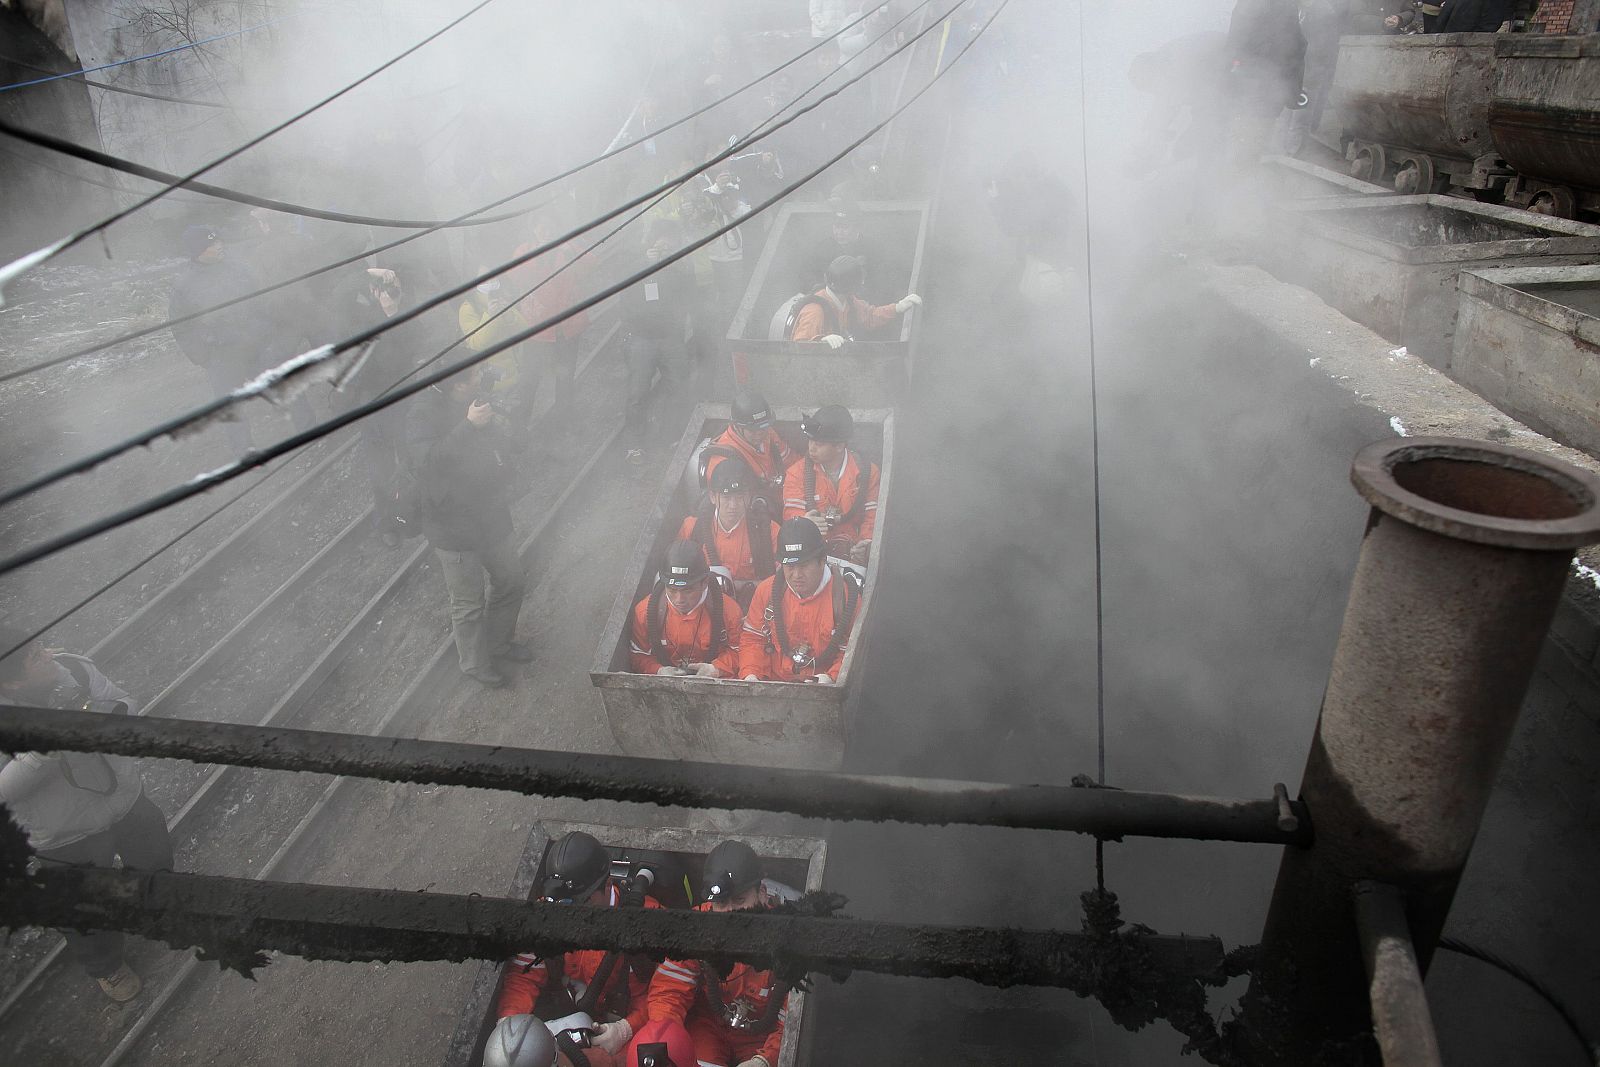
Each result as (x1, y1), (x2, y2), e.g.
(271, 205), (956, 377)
(1238, 438), (1600, 1064)
(1353, 882), (1443, 1067)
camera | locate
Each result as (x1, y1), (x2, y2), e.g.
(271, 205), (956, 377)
(789, 643), (813, 670)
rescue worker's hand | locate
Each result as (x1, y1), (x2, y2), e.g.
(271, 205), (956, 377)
(820, 334), (846, 350)
(849, 539), (871, 566)
(692, 662), (722, 678)
(467, 400), (494, 427)
(803, 509), (831, 536)
(655, 665), (687, 676)
(736, 1058), (772, 1067)
(1384, 13), (1401, 27)
(590, 1019), (633, 1055)
(895, 293), (922, 313)
(743, 674), (762, 682)
(811, 673), (834, 685)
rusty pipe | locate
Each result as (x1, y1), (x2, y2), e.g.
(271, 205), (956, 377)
(1239, 437), (1600, 1065)
(1353, 882), (1443, 1067)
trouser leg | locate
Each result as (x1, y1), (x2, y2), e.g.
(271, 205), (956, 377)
(654, 337), (692, 431)
(359, 431), (404, 538)
(622, 334), (662, 448)
(36, 815), (137, 979)
(479, 533), (526, 659)
(110, 793), (175, 872)
(435, 547), (489, 673)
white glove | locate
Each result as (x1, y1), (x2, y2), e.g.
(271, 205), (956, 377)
(895, 293), (922, 313)
(820, 333), (845, 349)
(811, 673), (835, 685)
(849, 539), (872, 566)
(803, 510), (831, 535)
(656, 665), (686, 676)
(736, 1058), (771, 1067)
(590, 1019), (633, 1054)
(693, 662), (722, 678)
(743, 674), (762, 682)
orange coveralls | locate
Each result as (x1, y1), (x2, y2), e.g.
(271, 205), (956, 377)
(642, 912), (789, 1067)
(629, 587), (743, 676)
(677, 511), (779, 585)
(789, 290), (898, 342)
(781, 452), (880, 545)
(496, 883), (661, 1033)
(705, 424), (798, 491)
(739, 566), (858, 682)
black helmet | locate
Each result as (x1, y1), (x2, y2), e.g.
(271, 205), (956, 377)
(825, 255), (864, 297)
(731, 391), (773, 429)
(702, 840), (761, 903)
(800, 405), (852, 443)
(663, 540), (710, 588)
(776, 517), (826, 565)
(710, 456), (757, 494)
(482, 1015), (557, 1067)
(541, 831), (610, 903)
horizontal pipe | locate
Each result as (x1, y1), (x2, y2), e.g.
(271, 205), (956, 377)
(0, 705), (1310, 844)
(1353, 883), (1443, 1067)
(0, 861), (1226, 990)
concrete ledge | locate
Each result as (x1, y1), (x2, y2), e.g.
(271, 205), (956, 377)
(1192, 260), (1600, 691)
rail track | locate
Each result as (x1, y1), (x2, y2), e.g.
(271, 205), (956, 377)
(0, 313), (624, 1063)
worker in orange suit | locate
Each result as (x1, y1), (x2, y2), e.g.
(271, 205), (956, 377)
(625, 841), (792, 1067)
(781, 404), (880, 565)
(786, 254), (920, 347)
(495, 830), (661, 1063)
(678, 457), (778, 605)
(629, 540), (743, 678)
(739, 517), (863, 684)
(701, 391), (797, 504)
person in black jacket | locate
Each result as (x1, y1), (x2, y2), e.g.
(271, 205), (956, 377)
(621, 219), (694, 467)
(1224, 0), (1307, 162)
(1435, 0), (1515, 32)
(409, 366), (530, 687)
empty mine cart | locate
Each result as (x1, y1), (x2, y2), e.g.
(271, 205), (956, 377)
(720, 199), (931, 409)
(442, 820), (828, 1067)
(591, 404), (896, 772)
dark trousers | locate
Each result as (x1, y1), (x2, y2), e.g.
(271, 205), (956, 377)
(622, 333), (691, 448)
(434, 532), (526, 674)
(36, 793), (173, 978)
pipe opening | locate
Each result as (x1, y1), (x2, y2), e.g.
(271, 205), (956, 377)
(1390, 456), (1586, 521)
(1351, 437), (1600, 550)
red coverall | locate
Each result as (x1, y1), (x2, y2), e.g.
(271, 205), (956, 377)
(677, 511), (779, 585)
(496, 882), (661, 1034)
(629, 587), (743, 676)
(634, 909), (789, 1067)
(739, 566), (858, 682)
(705, 425), (797, 491)
(789, 290), (898, 342)
(781, 452), (880, 545)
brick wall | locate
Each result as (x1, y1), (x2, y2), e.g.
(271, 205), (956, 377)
(1531, 0), (1575, 33)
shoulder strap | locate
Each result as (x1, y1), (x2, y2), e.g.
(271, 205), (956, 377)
(646, 582), (674, 668)
(693, 500), (722, 569)
(837, 451), (869, 528)
(749, 501), (775, 578)
(814, 566), (862, 675)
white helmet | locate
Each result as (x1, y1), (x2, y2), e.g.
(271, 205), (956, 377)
(482, 1014), (557, 1067)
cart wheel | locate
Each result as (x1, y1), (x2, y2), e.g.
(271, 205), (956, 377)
(1527, 185), (1576, 219)
(1349, 142), (1387, 183)
(1392, 154), (1435, 195)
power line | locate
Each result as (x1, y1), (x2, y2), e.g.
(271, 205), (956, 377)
(0, 0), (501, 298)
(0, 0), (1004, 580)
(0, 118), (526, 229)
(0, 18), (286, 94)
(0, 0), (956, 513)
(0, 53), (229, 107)
(0, 2), (899, 387)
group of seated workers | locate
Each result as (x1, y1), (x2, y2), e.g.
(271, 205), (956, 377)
(484, 832), (795, 1067)
(627, 392), (879, 685)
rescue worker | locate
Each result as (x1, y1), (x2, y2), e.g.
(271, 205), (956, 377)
(781, 405), (879, 565)
(497, 831), (661, 1063)
(797, 200), (890, 301)
(701, 392), (797, 504)
(625, 842), (792, 1067)
(678, 457), (778, 604)
(739, 517), (863, 684)
(787, 255), (919, 347)
(0, 626), (174, 1002)
(482, 1014), (558, 1067)
(410, 364), (530, 688)
(629, 541), (743, 678)
(1434, 0), (1515, 32)
(1223, 0), (1307, 163)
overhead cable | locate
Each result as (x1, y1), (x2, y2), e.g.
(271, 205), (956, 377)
(0, 118), (526, 229)
(0, 0), (956, 513)
(0, 54), (229, 107)
(0, 1), (903, 387)
(0, 18), (286, 93)
(0, 0), (501, 300)
(0, 0), (1002, 579)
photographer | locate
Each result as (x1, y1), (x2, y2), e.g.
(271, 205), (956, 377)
(0, 625), (173, 1003)
(408, 364), (530, 688)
